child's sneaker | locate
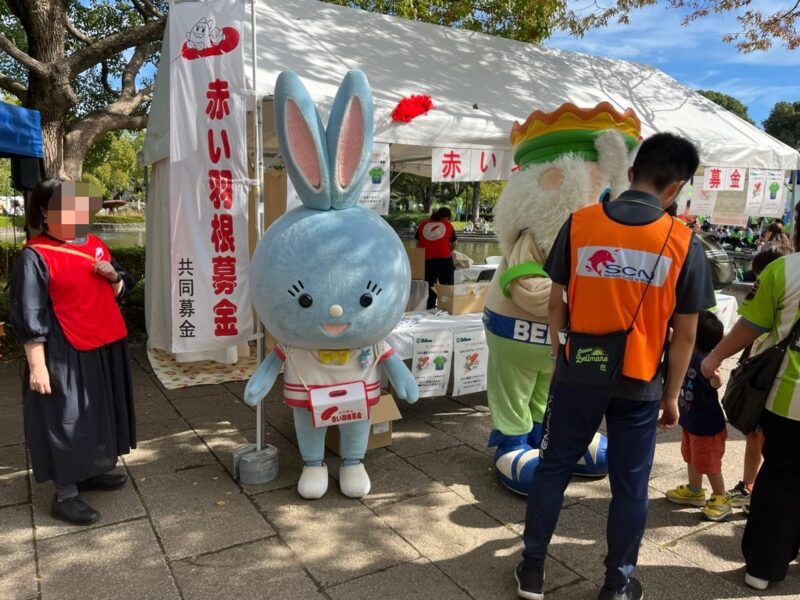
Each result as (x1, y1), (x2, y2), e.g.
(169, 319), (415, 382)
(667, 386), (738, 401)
(727, 480), (752, 507)
(666, 484), (706, 506)
(702, 494), (733, 521)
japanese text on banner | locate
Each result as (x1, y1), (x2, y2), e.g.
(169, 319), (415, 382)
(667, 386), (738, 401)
(169, 0), (252, 353)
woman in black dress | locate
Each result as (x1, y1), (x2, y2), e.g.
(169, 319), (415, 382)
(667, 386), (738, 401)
(11, 179), (136, 525)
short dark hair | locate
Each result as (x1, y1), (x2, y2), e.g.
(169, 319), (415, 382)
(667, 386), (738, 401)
(631, 133), (700, 193)
(432, 207), (452, 221)
(696, 310), (724, 354)
(28, 178), (62, 231)
(752, 243), (791, 276)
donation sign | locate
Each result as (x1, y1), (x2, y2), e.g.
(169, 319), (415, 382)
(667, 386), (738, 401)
(169, 0), (252, 352)
(451, 329), (489, 397)
(412, 330), (453, 398)
(690, 176), (717, 215)
(745, 169), (767, 215)
(359, 143), (391, 215)
(760, 170), (786, 217)
(432, 148), (513, 182)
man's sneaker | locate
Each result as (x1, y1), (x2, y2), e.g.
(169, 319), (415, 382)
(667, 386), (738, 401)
(597, 576), (644, 600)
(515, 560), (544, 600)
(665, 484), (706, 507)
(702, 494), (733, 521)
(727, 480), (752, 508)
(744, 573), (769, 590)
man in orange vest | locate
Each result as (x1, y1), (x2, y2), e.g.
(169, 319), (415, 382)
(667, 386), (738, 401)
(515, 133), (714, 600)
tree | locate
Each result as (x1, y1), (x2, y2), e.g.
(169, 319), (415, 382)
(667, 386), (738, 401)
(558, 1), (800, 53)
(84, 131), (145, 197)
(0, 1), (165, 179)
(697, 90), (754, 124)
(763, 101), (800, 149)
(323, 1), (560, 42)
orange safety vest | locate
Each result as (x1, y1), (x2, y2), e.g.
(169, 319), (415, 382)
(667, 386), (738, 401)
(568, 204), (693, 381)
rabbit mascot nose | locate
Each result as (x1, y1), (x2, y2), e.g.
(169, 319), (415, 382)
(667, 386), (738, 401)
(244, 70), (419, 500)
(484, 103), (642, 495)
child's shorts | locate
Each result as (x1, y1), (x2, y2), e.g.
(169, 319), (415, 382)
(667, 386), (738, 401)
(681, 428), (727, 474)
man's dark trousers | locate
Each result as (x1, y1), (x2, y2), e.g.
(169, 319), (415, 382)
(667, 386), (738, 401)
(522, 378), (660, 592)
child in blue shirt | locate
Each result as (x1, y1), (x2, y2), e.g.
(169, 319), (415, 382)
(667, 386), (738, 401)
(666, 311), (728, 521)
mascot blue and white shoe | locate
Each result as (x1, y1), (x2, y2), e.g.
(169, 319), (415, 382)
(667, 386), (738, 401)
(244, 71), (419, 500)
(484, 102), (642, 496)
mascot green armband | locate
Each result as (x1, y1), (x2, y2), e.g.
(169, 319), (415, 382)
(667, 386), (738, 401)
(499, 261), (548, 298)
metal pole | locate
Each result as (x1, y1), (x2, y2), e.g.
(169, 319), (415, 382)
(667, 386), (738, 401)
(250, 0), (266, 452)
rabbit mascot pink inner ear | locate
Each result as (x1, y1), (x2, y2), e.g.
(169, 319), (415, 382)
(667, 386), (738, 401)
(244, 70), (419, 500)
(484, 103), (642, 496)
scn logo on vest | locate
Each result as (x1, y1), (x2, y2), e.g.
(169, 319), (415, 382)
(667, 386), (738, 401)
(577, 246), (672, 286)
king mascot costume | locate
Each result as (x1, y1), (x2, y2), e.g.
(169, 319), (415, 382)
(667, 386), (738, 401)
(484, 102), (642, 495)
(244, 70), (419, 500)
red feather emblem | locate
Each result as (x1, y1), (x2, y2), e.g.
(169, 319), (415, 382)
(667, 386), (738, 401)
(392, 94), (434, 123)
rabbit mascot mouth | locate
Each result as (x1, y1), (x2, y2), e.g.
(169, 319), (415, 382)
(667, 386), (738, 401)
(244, 70), (419, 500)
(484, 103), (641, 495)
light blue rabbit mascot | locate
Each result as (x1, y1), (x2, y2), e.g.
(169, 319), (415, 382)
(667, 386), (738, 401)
(244, 70), (419, 500)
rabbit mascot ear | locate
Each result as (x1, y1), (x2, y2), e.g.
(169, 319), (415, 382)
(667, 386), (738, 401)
(484, 103), (641, 495)
(246, 70), (417, 502)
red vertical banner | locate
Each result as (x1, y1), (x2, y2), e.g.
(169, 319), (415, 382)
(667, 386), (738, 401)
(169, 0), (252, 352)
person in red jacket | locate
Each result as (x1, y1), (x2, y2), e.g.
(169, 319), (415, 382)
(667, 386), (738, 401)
(10, 179), (136, 526)
(415, 207), (457, 309)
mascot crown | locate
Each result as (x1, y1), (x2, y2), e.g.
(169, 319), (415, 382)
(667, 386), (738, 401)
(510, 102), (641, 168)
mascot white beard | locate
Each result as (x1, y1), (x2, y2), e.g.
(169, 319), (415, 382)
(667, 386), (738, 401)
(484, 126), (636, 496)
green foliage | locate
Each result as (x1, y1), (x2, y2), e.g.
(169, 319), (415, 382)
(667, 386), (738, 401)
(93, 214), (146, 224)
(0, 158), (13, 196)
(763, 101), (800, 150)
(697, 90), (754, 124)
(383, 211), (428, 230)
(83, 131), (145, 198)
(0, 216), (25, 228)
(323, 1), (559, 42)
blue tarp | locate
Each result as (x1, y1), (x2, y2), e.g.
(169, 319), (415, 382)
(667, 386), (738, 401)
(0, 101), (43, 159)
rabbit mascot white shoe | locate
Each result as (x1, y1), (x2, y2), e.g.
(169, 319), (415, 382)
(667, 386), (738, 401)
(244, 70), (419, 500)
(484, 103), (642, 495)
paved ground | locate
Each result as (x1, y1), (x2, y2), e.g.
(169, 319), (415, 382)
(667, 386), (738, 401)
(1, 344), (799, 600)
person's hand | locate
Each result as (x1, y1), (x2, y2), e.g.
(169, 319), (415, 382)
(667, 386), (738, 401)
(658, 395), (679, 430)
(94, 260), (118, 282)
(30, 365), (51, 395)
(701, 352), (722, 379)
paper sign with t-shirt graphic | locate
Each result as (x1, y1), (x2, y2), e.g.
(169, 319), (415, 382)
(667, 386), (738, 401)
(309, 382), (369, 428)
(412, 330), (453, 398)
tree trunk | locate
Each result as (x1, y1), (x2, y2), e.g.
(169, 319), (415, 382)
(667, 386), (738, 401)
(423, 183), (434, 214)
(471, 182), (481, 224)
(23, 1), (74, 178)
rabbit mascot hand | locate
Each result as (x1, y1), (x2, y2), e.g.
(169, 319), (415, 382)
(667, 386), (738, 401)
(483, 103), (641, 495)
(244, 70), (418, 500)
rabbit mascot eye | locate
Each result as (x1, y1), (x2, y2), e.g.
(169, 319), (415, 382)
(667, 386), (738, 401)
(244, 70), (419, 500)
(483, 103), (641, 495)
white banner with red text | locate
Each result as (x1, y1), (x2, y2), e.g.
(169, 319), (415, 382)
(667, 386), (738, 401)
(169, 0), (252, 353)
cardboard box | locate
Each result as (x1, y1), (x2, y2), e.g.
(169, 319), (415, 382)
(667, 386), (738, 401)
(406, 247), (426, 280)
(434, 282), (491, 314)
(325, 393), (402, 455)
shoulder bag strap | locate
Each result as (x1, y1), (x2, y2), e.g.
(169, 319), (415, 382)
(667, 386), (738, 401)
(626, 216), (675, 333)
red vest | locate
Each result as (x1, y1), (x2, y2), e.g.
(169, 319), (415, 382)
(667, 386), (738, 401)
(568, 205), (693, 381)
(27, 234), (127, 351)
(417, 219), (454, 260)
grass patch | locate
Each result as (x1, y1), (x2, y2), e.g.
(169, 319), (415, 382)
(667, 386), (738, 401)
(93, 215), (146, 224)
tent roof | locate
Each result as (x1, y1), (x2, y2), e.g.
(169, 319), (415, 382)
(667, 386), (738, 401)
(0, 102), (43, 159)
(144, 0), (799, 172)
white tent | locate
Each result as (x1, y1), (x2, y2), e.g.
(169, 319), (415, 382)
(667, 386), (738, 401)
(143, 0), (799, 356)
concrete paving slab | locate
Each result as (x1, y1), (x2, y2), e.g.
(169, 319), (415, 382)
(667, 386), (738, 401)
(254, 487), (418, 587)
(31, 470), (145, 540)
(0, 373), (22, 406)
(374, 491), (560, 600)
(409, 444), (530, 524)
(124, 418), (216, 478)
(170, 392), (256, 431)
(262, 403), (300, 444)
(38, 519), (180, 600)
(223, 377), (285, 404)
(137, 464), (273, 560)
(357, 449), (448, 511)
(426, 410), (495, 457)
(0, 443), (28, 507)
(449, 391), (491, 413)
(132, 391), (181, 424)
(0, 504), (37, 600)
(0, 406), (24, 446)
(128, 344), (154, 373)
(404, 395), (477, 420)
(544, 579), (602, 600)
(171, 537), (325, 600)
(0, 503), (33, 555)
(163, 383), (228, 400)
(389, 413), (462, 458)
(327, 558), (470, 600)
